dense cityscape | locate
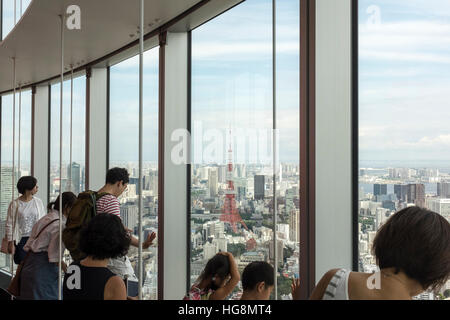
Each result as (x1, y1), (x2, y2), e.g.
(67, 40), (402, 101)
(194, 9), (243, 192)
(51, 160), (301, 300)
(359, 167), (450, 300)
(2, 162), (450, 300)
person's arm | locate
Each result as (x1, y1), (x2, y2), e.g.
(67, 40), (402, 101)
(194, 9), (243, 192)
(5, 201), (16, 252)
(130, 232), (156, 249)
(291, 277), (301, 300)
(309, 269), (340, 300)
(104, 275), (127, 300)
(209, 252), (240, 300)
(35, 198), (46, 219)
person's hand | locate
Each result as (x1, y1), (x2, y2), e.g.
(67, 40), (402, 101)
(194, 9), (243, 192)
(8, 241), (15, 254)
(127, 296), (139, 300)
(291, 277), (301, 300)
(143, 232), (156, 249)
(62, 261), (68, 273)
(125, 227), (133, 234)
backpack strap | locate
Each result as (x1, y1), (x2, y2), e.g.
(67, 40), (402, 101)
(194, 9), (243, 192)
(91, 192), (110, 216)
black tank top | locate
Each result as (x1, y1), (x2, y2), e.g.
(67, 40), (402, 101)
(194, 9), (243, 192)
(63, 261), (116, 300)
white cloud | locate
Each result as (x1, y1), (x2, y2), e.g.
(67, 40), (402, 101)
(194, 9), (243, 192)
(360, 21), (450, 64)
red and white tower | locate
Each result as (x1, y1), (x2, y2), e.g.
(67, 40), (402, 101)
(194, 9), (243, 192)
(220, 130), (248, 233)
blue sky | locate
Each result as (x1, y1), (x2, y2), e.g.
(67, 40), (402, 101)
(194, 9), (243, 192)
(1, 0), (299, 166)
(0, 91), (31, 168)
(50, 77), (86, 166)
(8, 1), (450, 168)
(359, 0), (450, 167)
(192, 0), (299, 165)
(110, 0), (299, 165)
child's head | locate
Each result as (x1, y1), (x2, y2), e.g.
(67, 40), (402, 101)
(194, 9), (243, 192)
(373, 206), (450, 293)
(200, 253), (231, 290)
(242, 261), (275, 300)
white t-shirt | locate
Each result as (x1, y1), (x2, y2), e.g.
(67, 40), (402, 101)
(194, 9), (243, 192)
(5, 197), (46, 242)
(17, 199), (41, 237)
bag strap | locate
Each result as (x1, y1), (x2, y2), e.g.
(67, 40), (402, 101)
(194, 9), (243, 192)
(11, 199), (20, 239)
(35, 219), (60, 240)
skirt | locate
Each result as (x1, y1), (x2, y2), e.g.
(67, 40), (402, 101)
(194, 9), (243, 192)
(19, 251), (59, 300)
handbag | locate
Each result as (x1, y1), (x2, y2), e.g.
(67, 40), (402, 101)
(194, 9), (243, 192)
(1, 200), (19, 255)
(7, 218), (60, 297)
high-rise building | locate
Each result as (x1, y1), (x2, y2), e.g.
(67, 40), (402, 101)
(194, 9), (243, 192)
(238, 251), (266, 273)
(285, 188), (297, 215)
(130, 177), (141, 195)
(208, 169), (218, 198)
(1, 167), (14, 221)
(203, 241), (217, 260)
(120, 203), (138, 231)
(269, 239), (284, 268)
(81, 166), (85, 191)
(67, 162), (81, 194)
(437, 182), (450, 198)
(237, 186), (246, 201)
(425, 198), (450, 220)
(213, 237), (227, 253)
(394, 184), (408, 202)
(408, 184), (425, 207)
(254, 175), (265, 200)
(217, 165), (227, 183)
(277, 224), (290, 240)
(289, 209), (300, 243)
(374, 184), (387, 196)
(143, 174), (151, 190)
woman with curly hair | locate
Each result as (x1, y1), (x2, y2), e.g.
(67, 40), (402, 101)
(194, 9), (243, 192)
(63, 213), (131, 300)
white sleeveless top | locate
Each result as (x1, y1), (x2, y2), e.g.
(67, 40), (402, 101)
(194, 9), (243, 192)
(322, 269), (351, 300)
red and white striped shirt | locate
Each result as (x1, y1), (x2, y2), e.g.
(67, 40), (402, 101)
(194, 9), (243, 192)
(96, 194), (121, 218)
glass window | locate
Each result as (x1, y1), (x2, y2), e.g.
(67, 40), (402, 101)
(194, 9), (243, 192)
(358, 0), (450, 300)
(275, 0), (300, 299)
(109, 48), (159, 300)
(190, 0), (299, 300)
(50, 76), (86, 203)
(0, 90), (31, 272)
(18, 89), (31, 177)
(2, 0), (32, 40)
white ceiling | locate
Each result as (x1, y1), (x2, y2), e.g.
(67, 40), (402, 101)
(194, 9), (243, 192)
(0, 0), (242, 94)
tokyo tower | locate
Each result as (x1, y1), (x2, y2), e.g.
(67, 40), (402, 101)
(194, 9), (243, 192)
(220, 130), (248, 233)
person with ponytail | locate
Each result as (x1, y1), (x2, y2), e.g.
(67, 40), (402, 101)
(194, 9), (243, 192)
(184, 252), (240, 300)
(19, 192), (77, 300)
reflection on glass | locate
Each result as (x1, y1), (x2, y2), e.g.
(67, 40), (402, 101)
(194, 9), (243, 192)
(50, 76), (86, 203)
(358, 0), (450, 300)
(190, 0), (300, 300)
(0, 90), (31, 272)
(109, 48), (159, 300)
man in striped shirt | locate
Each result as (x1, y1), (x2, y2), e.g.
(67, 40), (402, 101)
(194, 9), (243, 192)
(96, 168), (156, 286)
